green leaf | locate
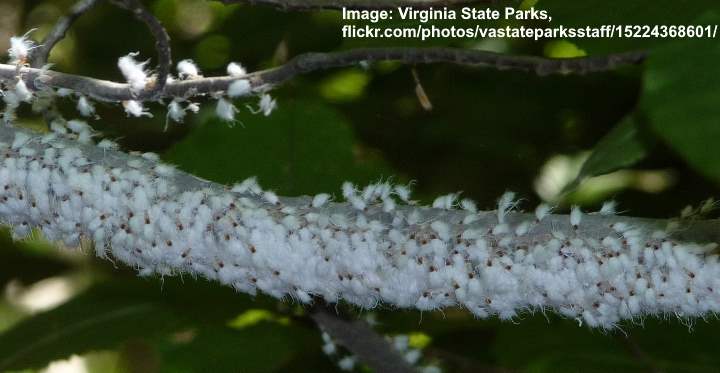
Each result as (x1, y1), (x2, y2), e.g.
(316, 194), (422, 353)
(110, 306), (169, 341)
(158, 322), (316, 373)
(0, 284), (182, 371)
(565, 115), (653, 192)
(641, 11), (720, 183)
(164, 99), (395, 196)
(0, 276), (266, 371)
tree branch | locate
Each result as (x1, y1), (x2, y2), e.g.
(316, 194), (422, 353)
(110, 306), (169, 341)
(214, 0), (498, 10)
(30, 0), (104, 68)
(310, 305), (417, 373)
(1, 48), (647, 102)
(0, 124), (719, 330)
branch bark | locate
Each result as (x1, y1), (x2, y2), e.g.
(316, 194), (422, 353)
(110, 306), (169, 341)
(0, 124), (718, 331)
(2, 48), (647, 103)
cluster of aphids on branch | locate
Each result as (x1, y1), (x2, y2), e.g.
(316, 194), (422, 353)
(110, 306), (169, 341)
(1, 31), (277, 129)
(0, 127), (719, 329)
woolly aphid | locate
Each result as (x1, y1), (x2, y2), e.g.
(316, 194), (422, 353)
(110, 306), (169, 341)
(77, 96), (96, 117)
(13, 79), (33, 103)
(228, 80), (252, 98)
(177, 59), (201, 80)
(122, 100), (153, 118)
(227, 62), (247, 77)
(117, 52), (150, 92)
(216, 98), (238, 123)
(248, 94), (277, 117)
(8, 29), (38, 65)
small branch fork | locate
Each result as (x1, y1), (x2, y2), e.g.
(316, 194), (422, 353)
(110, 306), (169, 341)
(30, 0), (104, 68)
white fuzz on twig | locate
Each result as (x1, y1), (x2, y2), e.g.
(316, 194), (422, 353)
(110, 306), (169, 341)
(14, 79), (33, 103)
(228, 80), (252, 98)
(216, 98), (238, 122)
(166, 100), (186, 127)
(248, 94), (277, 116)
(8, 29), (37, 65)
(56, 88), (74, 97)
(76, 96), (95, 117)
(227, 62), (247, 77)
(122, 100), (153, 118)
(599, 200), (617, 215)
(177, 59), (201, 80)
(117, 52), (149, 92)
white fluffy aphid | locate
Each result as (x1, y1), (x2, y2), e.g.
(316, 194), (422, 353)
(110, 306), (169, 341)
(117, 52), (149, 92)
(312, 193), (331, 208)
(263, 191), (280, 205)
(460, 198), (477, 213)
(227, 62), (247, 77)
(76, 95), (95, 117)
(252, 94), (277, 116)
(66, 119), (91, 134)
(8, 30), (37, 64)
(227, 80), (252, 98)
(122, 100), (153, 118)
(177, 59), (201, 80)
(570, 205), (582, 229)
(167, 100), (186, 124)
(216, 98), (238, 122)
(496, 191), (517, 224)
(14, 79), (33, 103)
(432, 193), (458, 210)
(97, 139), (119, 151)
(393, 184), (412, 203)
(56, 88), (74, 97)
(599, 200), (617, 215)
(231, 177), (262, 195)
(535, 203), (551, 222)
(1, 128), (720, 330)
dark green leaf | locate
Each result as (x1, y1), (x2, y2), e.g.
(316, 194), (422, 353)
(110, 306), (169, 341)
(164, 99), (396, 196)
(0, 284), (181, 371)
(565, 115), (654, 192)
(158, 322), (316, 373)
(641, 12), (720, 183)
(0, 276), (266, 371)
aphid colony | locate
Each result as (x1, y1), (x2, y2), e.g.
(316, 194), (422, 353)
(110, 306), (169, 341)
(1, 129), (719, 329)
(2, 31), (276, 126)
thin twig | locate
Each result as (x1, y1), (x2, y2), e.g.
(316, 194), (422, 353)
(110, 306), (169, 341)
(110, 0), (172, 99)
(31, 0), (104, 68)
(310, 305), (417, 373)
(1, 48), (647, 103)
(214, 0), (500, 10)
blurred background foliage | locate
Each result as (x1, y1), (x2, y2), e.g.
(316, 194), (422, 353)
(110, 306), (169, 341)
(0, 0), (719, 371)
